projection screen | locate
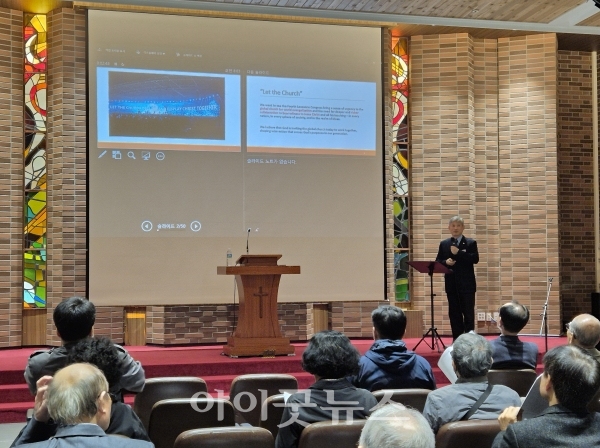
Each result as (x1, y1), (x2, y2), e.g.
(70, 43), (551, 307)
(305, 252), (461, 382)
(88, 10), (385, 305)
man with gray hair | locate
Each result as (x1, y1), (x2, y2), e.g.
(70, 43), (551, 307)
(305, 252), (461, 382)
(422, 333), (520, 433)
(566, 313), (600, 363)
(359, 403), (435, 448)
(435, 216), (479, 340)
(13, 363), (153, 448)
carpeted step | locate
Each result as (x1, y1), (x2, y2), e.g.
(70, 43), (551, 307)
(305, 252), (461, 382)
(0, 402), (31, 425)
(0, 370), (30, 386)
(0, 384), (32, 403)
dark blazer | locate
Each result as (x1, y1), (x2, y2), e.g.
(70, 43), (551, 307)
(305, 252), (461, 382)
(492, 405), (600, 448)
(12, 422), (153, 448)
(490, 335), (539, 370)
(10, 403), (151, 447)
(435, 236), (479, 294)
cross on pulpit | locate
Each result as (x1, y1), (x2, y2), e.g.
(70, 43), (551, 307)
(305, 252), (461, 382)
(217, 254), (299, 357)
(254, 286), (269, 318)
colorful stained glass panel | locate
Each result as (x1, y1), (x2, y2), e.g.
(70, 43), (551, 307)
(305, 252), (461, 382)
(395, 252), (409, 302)
(24, 249), (46, 308)
(24, 14), (47, 308)
(391, 38), (408, 143)
(392, 37), (409, 303)
(25, 191), (46, 248)
(393, 147), (408, 196)
(394, 197), (409, 249)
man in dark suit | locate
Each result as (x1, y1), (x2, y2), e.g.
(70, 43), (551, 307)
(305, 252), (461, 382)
(435, 216), (479, 340)
(492, 345), (600, 448)
(490, 301), (539, 370)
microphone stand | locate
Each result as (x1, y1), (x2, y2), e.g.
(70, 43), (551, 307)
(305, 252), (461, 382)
(246, 228), (251, 254)
(539, 277), (553, 353)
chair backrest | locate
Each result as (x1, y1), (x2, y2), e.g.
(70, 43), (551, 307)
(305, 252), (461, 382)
(174, 427), (274, 448)
(229, 374), (298, 425)
(487, 369), (537, 397)
(298, 420), (367, 448)
(520, 374), (548, 419)
(258, 393), (285, 439)
(371, 388), (431, 412)
(148, 398), (235, 448)
(435, 419), (501, 448)
(133, 377), (208, 430)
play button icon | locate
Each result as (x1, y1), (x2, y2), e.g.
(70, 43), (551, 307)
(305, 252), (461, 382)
(190, 221), (201, 232)
(141, 221), (153, 232)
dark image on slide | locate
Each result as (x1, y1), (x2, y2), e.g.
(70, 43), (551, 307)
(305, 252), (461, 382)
(108, 71), (225, 140)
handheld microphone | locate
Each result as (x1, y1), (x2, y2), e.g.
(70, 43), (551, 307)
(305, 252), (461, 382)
(246, 227), (251, 254)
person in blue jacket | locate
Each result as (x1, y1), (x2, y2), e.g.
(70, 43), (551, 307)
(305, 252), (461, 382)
(351, 305), (436, 391)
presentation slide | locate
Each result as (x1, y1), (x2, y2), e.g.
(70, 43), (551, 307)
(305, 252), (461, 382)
(97, 68), (241, 151)
(88, 10), (385, 306)
(247, 76), (376, 155)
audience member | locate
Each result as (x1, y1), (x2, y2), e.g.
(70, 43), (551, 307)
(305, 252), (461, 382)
(275, 330), (377, 448)
(11, 337), (150, 446)
(24, 297), (145, 399)
(492, 345), (600, 447)
(490, 301), (538, 370)
(12, 363), (153, 448)
(422, 333), (520, 433)
(351, 306), (435, 391)
(358, 403), (435, 448)
(68, 337), (149, 440)
(566, 313), (600, 363)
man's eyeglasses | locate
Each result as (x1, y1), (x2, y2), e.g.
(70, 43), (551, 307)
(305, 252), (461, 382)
(565, 322), (576, 338)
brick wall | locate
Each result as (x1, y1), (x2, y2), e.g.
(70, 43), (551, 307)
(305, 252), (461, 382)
(473, 38), (501, 315)
(410, 33), (560, 336)
(410, 34), (478, 336)
(145, 303), (320, 344)
(557, 50), (595, 321)
(331, 301), (387, 338)
(45, 9), (87, 346)
(95, 307), (125, 343)
(497, 34), (560, 334)
(0, 8), (23, 347)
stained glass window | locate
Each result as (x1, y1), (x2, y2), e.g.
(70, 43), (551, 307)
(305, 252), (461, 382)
(24, 14), (47, 308)
(392, 37), (409, 303)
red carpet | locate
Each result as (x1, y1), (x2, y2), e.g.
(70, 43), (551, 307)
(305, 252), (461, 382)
(0, 335), (565, 423)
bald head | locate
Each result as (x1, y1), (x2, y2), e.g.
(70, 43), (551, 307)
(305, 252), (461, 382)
(569, 314), (600, 348)
(47, 363), (111, 427)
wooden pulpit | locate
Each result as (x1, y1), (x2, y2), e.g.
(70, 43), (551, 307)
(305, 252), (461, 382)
(217, 254), (300, 357)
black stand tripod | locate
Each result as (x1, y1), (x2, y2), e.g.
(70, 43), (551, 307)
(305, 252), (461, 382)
(539, 277), (553, 353)
(408, 261), (450, 353)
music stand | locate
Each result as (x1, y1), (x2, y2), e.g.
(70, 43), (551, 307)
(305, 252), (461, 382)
(408, 261), (451, 352)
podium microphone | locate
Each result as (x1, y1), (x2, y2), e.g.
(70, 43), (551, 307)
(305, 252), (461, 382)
(246, 227), (251, 254)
